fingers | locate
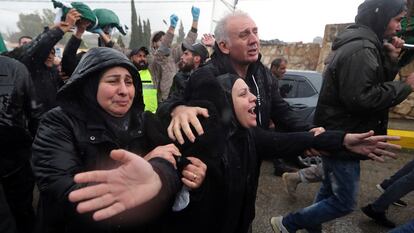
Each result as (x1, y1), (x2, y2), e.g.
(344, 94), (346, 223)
(69, 183), (109, 202)
(374, 135), (401, 142)
(181, 157), (206, 189)
(374, 148), (398, 159)
(357, 130), (375, 140)
(76, 193), (115, 214)
(367, 153), (385, 162)
(110, 149), (136, 163)
(391, 36), (404, 48)
(160, 154), (177, 168)
(167, 119), (177, 141)
(188, 112), (205, 137)
(168, 106), (209, 144)
(377, 142), (401, 150)
(178, 107), (209, 143)
(166, 144), (181, 155)
(93, 202), (126, 221)
(67, 9), (81, 23)
(73, 170), (110, 184)
(309, 127), (325, 136)
(145, 144), (181, 167)
(181, 169), (201, 189)
(179, 120), (196, 144)
(181, 177), (199, 189)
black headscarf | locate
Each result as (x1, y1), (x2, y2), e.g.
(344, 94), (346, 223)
(80, 71), (132, 145)
(57, 47), (143, 145)
(355, 0), (406, 40)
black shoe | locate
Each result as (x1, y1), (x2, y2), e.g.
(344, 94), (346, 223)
(361, 204), (396, 228)
(376, 184), (408, 207)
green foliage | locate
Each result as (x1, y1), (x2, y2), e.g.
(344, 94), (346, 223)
(7, 9), (56, 43)
(143, 19), (151, 48)
(129, 0), (140, 49)
(129, 0), (151, 49)
(17, 13), (44, 38)
(138, 16), (144, 46)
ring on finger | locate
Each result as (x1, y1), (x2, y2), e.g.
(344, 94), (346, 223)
(192, 173), (198, 181)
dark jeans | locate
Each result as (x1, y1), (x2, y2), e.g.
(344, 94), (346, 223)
(373, 159), (414, 212)
(1, 162), (35, 233)
(283, 157), (360, 233)
(381, 159), (414, 189)
(389, 219), (414, 233)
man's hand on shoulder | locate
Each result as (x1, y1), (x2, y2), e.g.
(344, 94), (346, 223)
(168, 105), (209, 144)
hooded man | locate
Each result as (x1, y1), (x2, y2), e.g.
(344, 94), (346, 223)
(271, 0), (414, 232)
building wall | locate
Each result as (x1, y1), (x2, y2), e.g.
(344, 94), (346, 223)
(260, 42), (320, 70)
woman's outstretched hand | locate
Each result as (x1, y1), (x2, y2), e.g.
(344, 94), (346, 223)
(343, 130), (401, 162)
(68, 149), (162, 221)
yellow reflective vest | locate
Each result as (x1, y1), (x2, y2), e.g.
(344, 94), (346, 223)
(139, 69), (157, 112)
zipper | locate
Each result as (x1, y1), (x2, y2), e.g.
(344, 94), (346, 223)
(251, 75), (262, 126)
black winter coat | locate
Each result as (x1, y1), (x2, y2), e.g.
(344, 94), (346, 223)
(315, 24), (412, 159)
(31, 47), (179, 233)
(168, 71), (191, 99)
(159, 110), (347, 233)
(61, 35), (82, 77)
(0, 56), (41, 176)
(19, 27), (65, 114)
(157, 74), (348, 233)
(32, 108), (180, 233)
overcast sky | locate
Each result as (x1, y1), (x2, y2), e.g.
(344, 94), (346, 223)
(0, 0), (364, 42)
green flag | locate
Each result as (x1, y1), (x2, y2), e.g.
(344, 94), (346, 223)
(0, 33), (7, 53)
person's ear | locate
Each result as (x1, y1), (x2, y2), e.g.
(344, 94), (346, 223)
(218, 41), (230, 54)
(194, 55), (201, 64)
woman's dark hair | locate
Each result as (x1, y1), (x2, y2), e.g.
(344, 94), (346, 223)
(152, 31), (166, 43)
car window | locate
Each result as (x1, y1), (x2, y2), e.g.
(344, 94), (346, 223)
(278, 79), (296, 98)
(297, 79), (316, 97)
(280, 73), (319, 98)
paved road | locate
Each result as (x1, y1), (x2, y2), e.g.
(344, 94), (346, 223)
(253, 150), (414, 233)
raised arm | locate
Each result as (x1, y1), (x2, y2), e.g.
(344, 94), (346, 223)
(21, 9), (79, 68)
(61, 19), (90, 77)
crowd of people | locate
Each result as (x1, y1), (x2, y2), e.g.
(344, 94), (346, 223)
(1, 0), (414, 233)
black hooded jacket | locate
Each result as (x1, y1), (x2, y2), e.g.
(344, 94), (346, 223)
(32, 47), (180, 233)
(315, 0), (411, 160)
(157, 44), (312, 131)
(158, 73), (351, 233)
(17, 27), (65, 114)
(0, 56), (41, 176)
